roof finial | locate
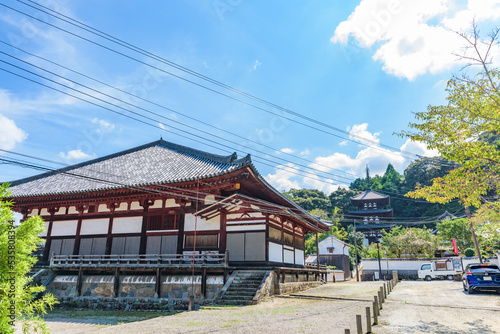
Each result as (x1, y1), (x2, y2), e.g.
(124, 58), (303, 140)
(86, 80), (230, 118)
(366, 164), (371, 190)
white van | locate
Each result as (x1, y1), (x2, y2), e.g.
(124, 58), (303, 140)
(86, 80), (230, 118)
(418, 259), (460, 281)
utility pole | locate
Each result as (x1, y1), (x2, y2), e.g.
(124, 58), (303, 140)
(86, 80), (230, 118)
(354, 221), (360, 282)
(465, 206), (483, 264)
(376, 239), (382, 281)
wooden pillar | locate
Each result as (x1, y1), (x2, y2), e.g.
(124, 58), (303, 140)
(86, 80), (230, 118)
(113, 268), (120, 298)
(139, 200), (152, 255)
(43, 220), (53, 263)
(155, 268), (161, 298)
(220, 210), (227, 255)
(73, 217), (82, 255)
(177, 211), (186, 255)
(265, 215), (270, 263)
(77, 267), (83, 297)
(201, 268), (207, 298)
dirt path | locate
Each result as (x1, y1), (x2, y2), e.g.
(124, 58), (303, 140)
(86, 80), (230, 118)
(377, 280), (500, 334)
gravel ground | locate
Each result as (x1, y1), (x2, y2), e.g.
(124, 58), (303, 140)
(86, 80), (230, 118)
(17, 280), (498, 334)
(31, 281), (383, 334)
(376, 280), (500, 334)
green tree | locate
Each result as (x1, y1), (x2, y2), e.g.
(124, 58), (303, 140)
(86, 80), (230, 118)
(347, 225), (365, 270)
(0, 184), (57, 334)
(283, 188), (331, 212)
(380, 226), (439, 258)
(329, 188), (359, 215)
(398, 27), (500, 262)
(436, 218), (474, 254)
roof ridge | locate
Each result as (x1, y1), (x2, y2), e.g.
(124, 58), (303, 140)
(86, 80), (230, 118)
(157, 139), (240, 165)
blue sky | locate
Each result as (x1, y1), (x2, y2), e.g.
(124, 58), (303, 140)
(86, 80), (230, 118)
(1, 0), (500, 195)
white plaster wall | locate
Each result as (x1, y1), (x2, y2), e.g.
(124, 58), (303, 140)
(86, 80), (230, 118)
(98, 204), (110, 213)
(130, 201), (142, 210)
(40, 208), (49, 216)
(184, 214), (220, 231)
(227, 219), (266, 224)
(112, 217), (143, 233)
(115, 202), (128, 211)
(165, 199), (177, 208)
(295, 249), (305, 265)
(284, 249), (294, 264)
(54, 207), (66, 215)
(318, 237), (350, 256)
(226, 225), (265, 232)
(51, 220), (78, 236)
(80, 218), (109, 235)
(28, 208), (39, 217)
(67, 206), (79, 215)
(149, 200), (162, 209)
(227, 213), (265, 219)
(204, 195), (216, 205)
(269, 242), (283, 263)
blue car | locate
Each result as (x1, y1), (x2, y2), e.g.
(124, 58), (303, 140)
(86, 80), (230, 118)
(462, 263), (500, 294)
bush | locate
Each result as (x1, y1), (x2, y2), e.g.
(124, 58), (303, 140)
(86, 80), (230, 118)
(464, 248), (475, 257)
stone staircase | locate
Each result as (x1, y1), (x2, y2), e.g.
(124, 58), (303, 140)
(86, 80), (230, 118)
(216, 270), (268, 306)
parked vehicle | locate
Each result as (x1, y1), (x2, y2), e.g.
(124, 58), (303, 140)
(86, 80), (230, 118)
(418, 259), (460, 281)
(462, 263), (500, 294)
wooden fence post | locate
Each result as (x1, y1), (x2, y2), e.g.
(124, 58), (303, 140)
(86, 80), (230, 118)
(373, 301), (378, 325)
(366, 306), (372, 333)
(356, 314), (362, 334)
(374, 295), (380, 314)
(378, 290), (383, 309)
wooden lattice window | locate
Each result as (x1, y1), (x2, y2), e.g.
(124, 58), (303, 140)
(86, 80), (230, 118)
(147, 214), (178, 230)
(295, 236), (304, 248)
(269, 227), (282, 242)
(185, 234), (218, 248)
(283, 232), (294, 245)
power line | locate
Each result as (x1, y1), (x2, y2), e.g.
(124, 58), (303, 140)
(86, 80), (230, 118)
(3, 1), (436, 163)
(0, 41), (359, 179)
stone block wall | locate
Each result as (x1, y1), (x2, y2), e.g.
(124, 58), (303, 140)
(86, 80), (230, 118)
(277, 281), (322, 294)
(46, 274), (224, 309)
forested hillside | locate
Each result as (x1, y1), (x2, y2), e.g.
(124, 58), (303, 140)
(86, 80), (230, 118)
(283, 156), (463, 222)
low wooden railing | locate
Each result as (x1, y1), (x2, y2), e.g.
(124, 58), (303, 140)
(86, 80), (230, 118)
(50, 251), (229, 268)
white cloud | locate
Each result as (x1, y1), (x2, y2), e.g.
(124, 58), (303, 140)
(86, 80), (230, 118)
(158, 122), (166, 130)
(331, 0), (500, 80)
(300, 149), (310, 156)
(265, 163), (301, 191)
(92, 118), (115, 131)
(302, 172), (342, 195)
(252, 60), (262, 71)
(0, 114), (28, 150)
(339, 140), (348, 146)
(310, 125), (437, 177)
(279, 147), (294, 154)
(348, 123), (380, 145)
(59, 149), (92, 161)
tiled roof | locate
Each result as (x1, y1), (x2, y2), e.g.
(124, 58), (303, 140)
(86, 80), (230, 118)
(351, 190), (389, 201)
(8, 139), (251, 197)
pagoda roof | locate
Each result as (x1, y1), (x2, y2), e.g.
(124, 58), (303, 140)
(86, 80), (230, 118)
(8, 139), (252, 198)
(350, 189), (390, 205)
(348, 208), (393, 217)
(351, 189), (389, 201)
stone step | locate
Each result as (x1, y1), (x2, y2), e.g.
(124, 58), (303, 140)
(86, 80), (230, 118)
(217, 300), (257, 306)
(225, 285), (260, 291)
(223, 290), (256, 296)
(219, 295), (254, 301)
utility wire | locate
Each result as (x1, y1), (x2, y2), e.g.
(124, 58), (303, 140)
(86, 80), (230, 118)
(0, 42), (358, 179)
(3, 1), (439, 163)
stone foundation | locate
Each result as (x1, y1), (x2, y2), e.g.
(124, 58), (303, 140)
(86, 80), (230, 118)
(277, 281), (322, 294)
(47, 274), (224, 310)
